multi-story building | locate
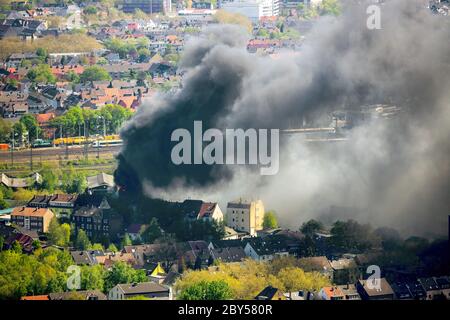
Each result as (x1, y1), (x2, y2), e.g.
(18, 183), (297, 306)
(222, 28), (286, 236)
(221, 0), (279, 22)
(226, 199), (264, 236)
(28, 194), (78, 218)
(11, 207), (55, 233)
(121, 0), (172, 14)
(71, 194), (123, 242)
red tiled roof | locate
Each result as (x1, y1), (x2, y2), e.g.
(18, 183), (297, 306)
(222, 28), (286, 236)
(35, 112), (55, 124)
(197, 203), (217, 219)
(21, 295), (49, 300)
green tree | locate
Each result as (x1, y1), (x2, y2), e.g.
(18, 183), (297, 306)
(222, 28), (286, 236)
(75, 229), (91, 250)
(48, 219), (71, 247)
(90, 243), (104, 251)
(263, 211), (278, 229)
(80, 264), (105, 291)
(62, 170), (87, 194)
(137, 48), (151, 62)
(12, 122), (26, 146)
(329, 220), (380, 253)
(40, 166), (59, 192)
(27, 64), (56, 84)
(79, 66), (111, 82)
(0, 118), (12, 143)
(278, 267), (330, 296)
(36, 47), (48, 60)
(178, 280), (233, 300)
(0, 190), (8, 210)
(141, 218), (162, 243)
(84, 6), (98, 15)
(257, 28), (270, 38)
(300, 219), (323, 236)
(32, 240), (41, 251)
(121, 234), (132, 247)
(104, 262), (147, 292)
(66, 70), (80, 83)
(0, 235), (4, 251)
(320, 0), (341, 16)
(20, 114), (41, 141)
(11, 240), (22, 253)
(107, 244), (118, 252)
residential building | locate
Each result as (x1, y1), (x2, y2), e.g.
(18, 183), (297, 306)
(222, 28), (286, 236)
(330, 257), (360, 285)
(319, 286), (345, 300)
(126, 223), (149, 242)
(391, 282), (414, 300)
(180, 199), (224, 223)
(297, 256), (334, 281)
(227, 199), (264, 236)
(28, 194), (78, 218)
(0, 224), (35, 253)
(70, 250), (106, 266)
(11, 206), (54, 233)
(72, 194), (122, 241)
(48, 194), (78, 217)
(48, 290), (107, 300)
(86, 172), (115, 194)
(222, 0), (279, 22)
(338, 284), (361, 300)
(419, 277), (442, 300)
(209, 246), (247, 263)
(435, 276), (450, 300)
(356, 278), (394, 300)
(406, 280), (427, 300)
(108, 282), (172, 300)
(27, 195), (51, 208)
(244, 236), (289, 261)
(122, 0), (172, 15)
(255, 286), (286, 300)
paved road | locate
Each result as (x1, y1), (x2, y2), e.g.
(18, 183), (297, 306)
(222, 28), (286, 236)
(0, 145), (122, 163)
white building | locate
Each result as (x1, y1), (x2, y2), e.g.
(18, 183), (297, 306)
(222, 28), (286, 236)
(226, 199), (264, 236)
(221, 0), (279, 22)
(108, 282), (172, 300)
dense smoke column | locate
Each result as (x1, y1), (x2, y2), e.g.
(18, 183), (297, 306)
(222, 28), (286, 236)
(116, 1), (450, 235)
(115, 25), (253, 192)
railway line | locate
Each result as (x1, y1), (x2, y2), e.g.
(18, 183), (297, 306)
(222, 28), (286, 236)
(0, 145), (122, 163)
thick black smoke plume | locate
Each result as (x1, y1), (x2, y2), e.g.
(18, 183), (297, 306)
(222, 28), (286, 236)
(116, 0), (450, 236)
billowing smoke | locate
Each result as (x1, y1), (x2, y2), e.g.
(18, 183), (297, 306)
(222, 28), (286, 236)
(116, 0), (450, 236)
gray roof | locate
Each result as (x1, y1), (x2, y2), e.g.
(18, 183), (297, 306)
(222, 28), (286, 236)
(117, 282), (169, 295)
(227, 201), (251, 209)
(330, 258), (357, 270)
(358, 278), (394, 297)
(70, 250), (100, 265)
(1, 172), (42, 188)
(246, 236), (289, 256)
(87, 172), (115, 189)
(210, 247), (246, 263)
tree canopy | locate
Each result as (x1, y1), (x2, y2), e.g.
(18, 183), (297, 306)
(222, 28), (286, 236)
(178, 280), (233, 300)
(79, 66), (111, 82)
(263, 211), (278, 229)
